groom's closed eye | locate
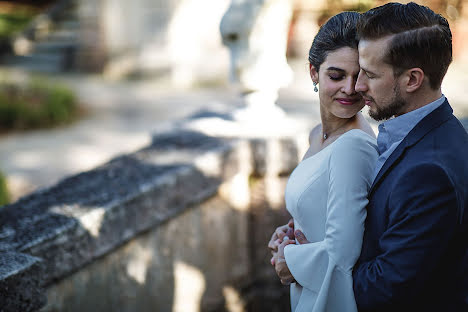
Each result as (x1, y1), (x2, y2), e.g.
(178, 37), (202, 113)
(360, 68), (377, 79)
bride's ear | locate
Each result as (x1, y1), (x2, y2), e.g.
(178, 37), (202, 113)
(309, 63), (319, 84)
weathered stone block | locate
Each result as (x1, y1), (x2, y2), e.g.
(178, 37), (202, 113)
(0, 120), (309, 311)
(0, 252), (46, 312)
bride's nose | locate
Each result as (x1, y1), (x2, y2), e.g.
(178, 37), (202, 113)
(342, 77), (357, 95)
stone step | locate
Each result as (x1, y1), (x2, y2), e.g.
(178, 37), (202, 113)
(6, 62), (64, 74)
(2, 1), (80, 73)
(44, 29), (78, 42)
(10, 52), (66, 63)
(55, 20), (80, 31)
(58, 8), (79, 20)
(32, 40), (77, 54)
(4, 53), (69, 73)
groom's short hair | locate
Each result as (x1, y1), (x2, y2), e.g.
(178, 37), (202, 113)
(357, 2), (452, 90)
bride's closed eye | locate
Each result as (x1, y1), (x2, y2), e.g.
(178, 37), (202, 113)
(329, 74), (345, 81)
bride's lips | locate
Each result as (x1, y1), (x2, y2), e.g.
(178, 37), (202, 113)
(336, 98), (360, 106)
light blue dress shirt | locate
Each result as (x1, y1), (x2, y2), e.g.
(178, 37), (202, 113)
(373, 95), (446, 181)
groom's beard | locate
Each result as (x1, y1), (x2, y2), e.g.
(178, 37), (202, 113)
(369, 84), (407, 121)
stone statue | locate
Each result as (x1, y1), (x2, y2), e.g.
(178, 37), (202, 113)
(220, 0), (293, 120)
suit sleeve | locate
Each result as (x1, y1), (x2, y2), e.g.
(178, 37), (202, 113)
(285, 134), (377, 291)
(353, 163), (458, 309)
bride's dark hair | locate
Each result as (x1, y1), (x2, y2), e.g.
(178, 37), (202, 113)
(308, 12), (360, 72)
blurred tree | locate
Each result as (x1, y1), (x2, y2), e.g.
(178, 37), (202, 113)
(0, 9), (34, 40)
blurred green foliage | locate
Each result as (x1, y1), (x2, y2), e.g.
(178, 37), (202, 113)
(0, 78), (79, 131)
(0, 171), (9, 206)
(0, 9), (35, 40)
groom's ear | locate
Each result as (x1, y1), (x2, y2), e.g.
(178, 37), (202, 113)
(403, 68), (425, 93)
(309, 63), (319, 84)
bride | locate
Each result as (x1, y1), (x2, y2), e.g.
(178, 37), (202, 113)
(268, 12), (378, 311)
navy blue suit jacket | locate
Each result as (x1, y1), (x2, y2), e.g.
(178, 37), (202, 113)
(353, 101), (468, 312)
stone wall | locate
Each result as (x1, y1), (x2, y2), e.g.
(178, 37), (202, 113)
(0, 118), (310, 312)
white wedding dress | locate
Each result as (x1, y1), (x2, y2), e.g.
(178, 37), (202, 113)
(284, 129), (378, 312)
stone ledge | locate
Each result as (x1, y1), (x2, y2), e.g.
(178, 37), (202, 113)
(0, 118), (309, 311)
(0, 252), (46, 312)
(0, 128), (246, 310)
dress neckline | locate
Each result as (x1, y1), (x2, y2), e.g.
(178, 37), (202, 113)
(302, 128), (372, 163)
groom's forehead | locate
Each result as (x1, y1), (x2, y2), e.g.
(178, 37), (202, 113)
(359, 36), (393, 53)
(358, 36), (393, 63)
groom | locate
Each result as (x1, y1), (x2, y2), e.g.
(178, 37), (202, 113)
(270, 2), (468, 311)
(350, 2), (468, 311)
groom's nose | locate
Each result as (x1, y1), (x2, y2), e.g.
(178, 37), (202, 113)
(355, 70), (368, 93)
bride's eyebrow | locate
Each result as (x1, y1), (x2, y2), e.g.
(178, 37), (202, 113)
(326, 67), (345, 73)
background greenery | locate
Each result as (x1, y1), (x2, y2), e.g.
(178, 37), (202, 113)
(0, 6), (36, 40)
(0, 74), (80, 205)
(0, 171), (9, 206)
(0, 78), (79, 131)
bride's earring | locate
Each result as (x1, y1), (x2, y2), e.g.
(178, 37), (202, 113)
(313, 82), (318, 92)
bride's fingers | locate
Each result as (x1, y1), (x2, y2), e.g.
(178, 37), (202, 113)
(268, 239), (276, 251)
(275, 224), (288, 240)
(269, 224), (286, 249)
(268, 232), (280, 250)
(277, 238), (295, 259)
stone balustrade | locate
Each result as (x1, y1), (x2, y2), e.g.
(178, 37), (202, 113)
(0, 114), (310, 312)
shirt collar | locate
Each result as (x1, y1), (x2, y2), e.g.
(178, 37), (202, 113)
(377, 95), (446, 153)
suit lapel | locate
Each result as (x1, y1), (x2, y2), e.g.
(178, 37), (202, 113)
(369, 100), (453, 195)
